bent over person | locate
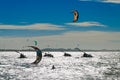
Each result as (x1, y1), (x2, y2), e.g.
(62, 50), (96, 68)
(28, 46), (42, 64)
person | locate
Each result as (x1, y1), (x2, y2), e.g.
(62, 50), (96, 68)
(29, 46), (42, 64)
(16, 51), (27, 58)
(83, 52), (93, 57)
(33, 48), (42, 64)
(51, 65), (55, 69)
(19, 53), (27, 58)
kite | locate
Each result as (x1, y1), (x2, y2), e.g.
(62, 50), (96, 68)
(72, 10), (79, 22)
(34, 40), (37, 46)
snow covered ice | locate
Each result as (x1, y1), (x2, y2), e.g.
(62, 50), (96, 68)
(0, 51), (120, 80)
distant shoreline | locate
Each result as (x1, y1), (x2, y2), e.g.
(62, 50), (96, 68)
(0, 49), (120, 52)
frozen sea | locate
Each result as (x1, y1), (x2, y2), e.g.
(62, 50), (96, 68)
(0, 51), (120, 80)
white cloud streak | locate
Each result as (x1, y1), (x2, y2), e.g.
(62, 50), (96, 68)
(0, 23), (65, 30)
(80, 0), (120, 4)
(0, 31), (120, 49)
(103, 0), (120, 4)
(66, 22), (107, 27)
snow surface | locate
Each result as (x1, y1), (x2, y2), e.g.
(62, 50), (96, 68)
(0, 51), (120, 80)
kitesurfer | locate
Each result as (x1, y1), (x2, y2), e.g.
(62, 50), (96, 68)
(51, 65), (55, 69)
(19, 53), (27, 58)
(28, 46), (42, 64)
(16, 51), (27, 58)
(44, 53), (54, 57)
(82, 52), (93, 57)
(64, 53), (71, 57)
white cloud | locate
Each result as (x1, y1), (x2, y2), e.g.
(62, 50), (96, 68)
(80, 0), (120, 4)
(66, 22), (107, 27)
(103, 0), (120, 4)
(0, 31), (120, 49)
(0, 23), (65, 30)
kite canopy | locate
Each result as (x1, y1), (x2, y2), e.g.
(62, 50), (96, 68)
(28, 46), (42, 64)
(34, 40), (37, 46)
(72, 10), (79, 22)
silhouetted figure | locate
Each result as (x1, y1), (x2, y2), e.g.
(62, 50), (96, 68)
(44, 53), (54, 58)
(28, 46), (42, 64)
(51, 65), (55, 70)
(82, 52), (93, 57)
(19, 53), (27, 58)
(16, 51), (27, 58)
(64, 53), (71, 57)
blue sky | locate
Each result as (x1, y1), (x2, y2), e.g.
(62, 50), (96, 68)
(0, 0), (120, 49)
